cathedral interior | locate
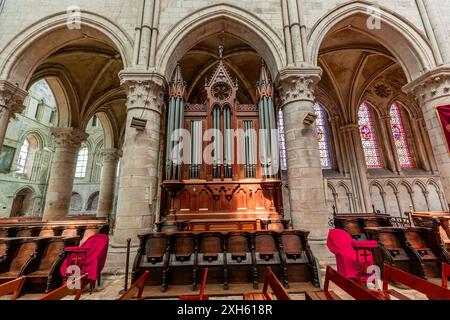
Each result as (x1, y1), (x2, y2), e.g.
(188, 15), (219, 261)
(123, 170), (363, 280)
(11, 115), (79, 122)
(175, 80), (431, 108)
(0, 0), (450, 301)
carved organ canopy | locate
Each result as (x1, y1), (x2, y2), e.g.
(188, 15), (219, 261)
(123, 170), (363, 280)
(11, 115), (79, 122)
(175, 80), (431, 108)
(205, 47), (238, 108)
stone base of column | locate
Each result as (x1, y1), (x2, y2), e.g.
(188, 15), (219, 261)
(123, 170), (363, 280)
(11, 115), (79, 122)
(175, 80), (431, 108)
(308, 237), (335, 267)
(103, 244), (139, 275)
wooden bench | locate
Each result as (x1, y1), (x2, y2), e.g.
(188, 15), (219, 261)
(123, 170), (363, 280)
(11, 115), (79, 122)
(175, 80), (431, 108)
(305, 266), (381, 300)
(442, 262), (450, 289)
(0, 237), (39, 284)
(0, 276), (26, 300)
(243, 267), (290, 300)
(23, 236), (79, 292)
(117, 271), (150, 300)
(383, 263), (450, 300)
(38, 275), (87, 300)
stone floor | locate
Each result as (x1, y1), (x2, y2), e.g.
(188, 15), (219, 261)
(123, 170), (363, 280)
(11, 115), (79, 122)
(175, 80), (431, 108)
(2, 269), (431, 300)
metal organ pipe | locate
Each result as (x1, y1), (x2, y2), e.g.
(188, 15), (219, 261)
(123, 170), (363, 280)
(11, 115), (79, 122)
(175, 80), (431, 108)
(166, 97), (175, 179)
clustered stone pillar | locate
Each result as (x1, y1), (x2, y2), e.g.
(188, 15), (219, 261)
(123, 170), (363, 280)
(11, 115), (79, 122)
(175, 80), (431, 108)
(42, 127), (88, 220)
(111, 72), (165, 247)
(277, 68), (330, 261)
(97, 148), (121, 219)
(405, 69), (450, 204)
(340, 125), (372, 213)
(0, 81), (28, 151)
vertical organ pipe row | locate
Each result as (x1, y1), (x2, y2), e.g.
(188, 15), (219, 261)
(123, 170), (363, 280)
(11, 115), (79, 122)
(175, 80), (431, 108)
(165, 97), (175, 179)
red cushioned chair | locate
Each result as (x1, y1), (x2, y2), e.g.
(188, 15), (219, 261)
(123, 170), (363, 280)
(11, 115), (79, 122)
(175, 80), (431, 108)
(327, 228), (378, 281)
(60, 234), (109, 292)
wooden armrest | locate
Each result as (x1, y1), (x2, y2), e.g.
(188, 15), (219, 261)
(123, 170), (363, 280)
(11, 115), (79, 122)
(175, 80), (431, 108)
(64, 248), (87, 253)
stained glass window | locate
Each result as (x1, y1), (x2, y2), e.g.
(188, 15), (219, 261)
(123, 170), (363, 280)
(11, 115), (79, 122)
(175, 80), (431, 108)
(390, 102), (415, 168)
(75, 147), (88, 178)
(358, 103), (382, 168)
(313, 103), (331, 169)
(17, 139), (30, 173)
(278, 109), (287, 171)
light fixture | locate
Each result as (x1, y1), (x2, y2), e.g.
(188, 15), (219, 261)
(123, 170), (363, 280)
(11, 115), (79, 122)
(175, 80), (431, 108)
(130, 117), (147, 131)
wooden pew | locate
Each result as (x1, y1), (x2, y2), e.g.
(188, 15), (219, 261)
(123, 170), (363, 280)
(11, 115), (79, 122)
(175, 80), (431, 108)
(117, 271), (150, 300)
(179, 268), (209, 300)
(253, 231), (286, 288)
(365, 227), (422, 276)
(280, 230), (316, 285)
(167, 232), (196, 290)
(243, 267), (290, 300)
(0, 238), (39, 284)
(226, 232), (255, 287)
(196, 232), (226, 288)
(403, 226), (450, 279)
(132, 233), (169, 290)
(442, 262), (450, 289)
(305, 266), (380, 300)
(383, 263), (450, 300)
(0, 276), (26, 300)
(22, 236), (79, 292)
(38, 275), (87, 300)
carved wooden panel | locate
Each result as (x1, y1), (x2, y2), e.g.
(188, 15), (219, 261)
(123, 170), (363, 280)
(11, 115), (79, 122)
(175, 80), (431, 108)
(145, 237), (167, 263)
(404, 231), (427, 250)
(9, 242), (37, 272)
(379, 232), (402, 249)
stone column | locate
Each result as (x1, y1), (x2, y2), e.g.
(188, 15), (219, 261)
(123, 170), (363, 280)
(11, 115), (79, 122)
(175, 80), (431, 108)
(340, 125), (372, 212)
(380, 114), (401, 175)
(0, 81), (28, 150)
(97, 148), (121, 218)
(277, 67), (330, 261)
(410, 116), (432, 173)
(111, 71), (165, 246)
(42, 127), (88, 220)
(404, 68), (450, 201)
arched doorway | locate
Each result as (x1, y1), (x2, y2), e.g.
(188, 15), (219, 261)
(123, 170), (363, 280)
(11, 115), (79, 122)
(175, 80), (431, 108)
(10, 188), (34, 217)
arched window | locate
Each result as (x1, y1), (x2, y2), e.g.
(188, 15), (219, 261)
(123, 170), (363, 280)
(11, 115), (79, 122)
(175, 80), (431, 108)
(16, 139), (30, 173)
(358, 103), (382, 168)
(277, 109), (287, 171)
(75, 147), (88, 178)
(389, 102), (415, 168)
(314, 103), (331, 169)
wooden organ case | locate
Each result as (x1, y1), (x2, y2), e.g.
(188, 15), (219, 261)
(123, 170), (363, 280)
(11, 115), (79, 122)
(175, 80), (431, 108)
(161, 52), (284, 232)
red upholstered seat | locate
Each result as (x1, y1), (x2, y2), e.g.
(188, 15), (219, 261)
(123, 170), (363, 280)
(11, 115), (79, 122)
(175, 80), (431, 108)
(327, 228), (378, 280)
(60, 234), (109, 283)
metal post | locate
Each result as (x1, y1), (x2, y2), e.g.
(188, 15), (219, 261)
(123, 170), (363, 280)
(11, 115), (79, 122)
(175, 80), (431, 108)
(123, 238), (131, 292)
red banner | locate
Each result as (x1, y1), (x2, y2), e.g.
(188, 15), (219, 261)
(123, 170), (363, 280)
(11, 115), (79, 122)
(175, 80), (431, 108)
(436, 105), (450, 152)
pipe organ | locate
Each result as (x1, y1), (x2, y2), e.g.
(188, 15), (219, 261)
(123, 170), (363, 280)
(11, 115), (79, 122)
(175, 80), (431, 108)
(161, 49), (285, 231)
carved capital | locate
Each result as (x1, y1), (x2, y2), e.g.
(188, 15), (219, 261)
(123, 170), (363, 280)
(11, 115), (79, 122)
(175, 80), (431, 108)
(119, 71), (166, 116)
(0, 81), (28, 119)
(403, 67), (450, 104)
(51, 127), (88, 149)
(276, 67), (321, 106)
(101, 148), (122, 163)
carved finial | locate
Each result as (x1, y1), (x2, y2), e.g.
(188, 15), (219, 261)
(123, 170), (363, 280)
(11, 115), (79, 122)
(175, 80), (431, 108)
(256, 61), (273, 99)
(169, 63), (186, 98)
